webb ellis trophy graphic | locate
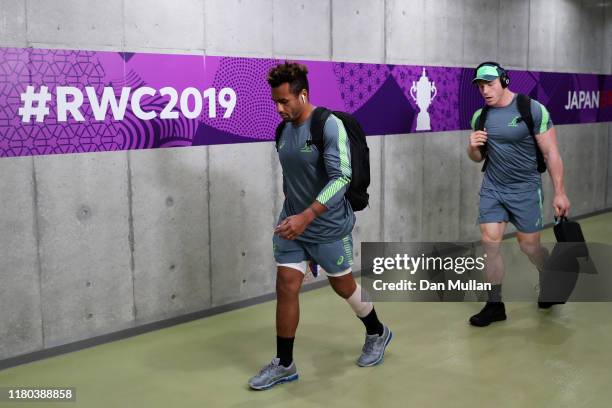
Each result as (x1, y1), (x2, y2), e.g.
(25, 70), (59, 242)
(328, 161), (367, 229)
(410, 68), (437, 131)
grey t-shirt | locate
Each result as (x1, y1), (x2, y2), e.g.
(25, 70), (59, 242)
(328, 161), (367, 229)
(277, 112), (355, 243)
(471, 95), (553, 193)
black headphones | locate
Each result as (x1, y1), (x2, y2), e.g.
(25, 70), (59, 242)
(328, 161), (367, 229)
(474, 61), (510, 88)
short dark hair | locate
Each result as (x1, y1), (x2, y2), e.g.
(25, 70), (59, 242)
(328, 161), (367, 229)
(267, 61), (309, 95)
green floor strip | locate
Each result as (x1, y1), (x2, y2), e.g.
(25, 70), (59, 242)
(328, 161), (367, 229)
(1, 212), (611, 407)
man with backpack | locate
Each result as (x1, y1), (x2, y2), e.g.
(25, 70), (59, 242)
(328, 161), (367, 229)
(248, 62), (392, 390)
(467, 61), (571, 327)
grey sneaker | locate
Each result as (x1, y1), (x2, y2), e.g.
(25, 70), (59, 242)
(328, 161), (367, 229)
(248, 358), (299, 390)
(357, 325), (393, 367)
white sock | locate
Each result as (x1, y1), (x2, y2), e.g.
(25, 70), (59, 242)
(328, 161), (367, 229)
(345, 284), (373, 318)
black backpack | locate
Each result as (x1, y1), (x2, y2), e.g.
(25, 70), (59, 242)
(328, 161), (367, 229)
(275, 107), (370, 211)
(476, 94), (547, 173)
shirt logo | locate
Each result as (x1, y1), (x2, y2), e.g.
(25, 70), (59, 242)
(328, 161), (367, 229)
(508, 116), (521, 127)
(278, 140), (286, 150)
(300, 143), (313, 153)
(336, 256), (344, 266)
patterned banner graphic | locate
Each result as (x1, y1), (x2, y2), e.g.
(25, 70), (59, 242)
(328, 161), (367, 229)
(0, 47), (610, 158)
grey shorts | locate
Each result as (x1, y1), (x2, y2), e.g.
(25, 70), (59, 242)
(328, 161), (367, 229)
(478, 187), (544, 233)
(273, 234), (354, 276)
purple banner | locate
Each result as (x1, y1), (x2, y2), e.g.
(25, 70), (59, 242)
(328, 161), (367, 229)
(0, 47), (610, 158)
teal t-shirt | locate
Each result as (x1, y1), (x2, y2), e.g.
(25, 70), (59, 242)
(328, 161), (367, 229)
(471, 95), (553, 193)
(277, 112), (355, 243)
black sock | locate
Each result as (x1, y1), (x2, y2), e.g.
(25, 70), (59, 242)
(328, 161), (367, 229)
(359, 308), (384, 336)
(276, 336), (294, 367)
(488, 284), (502, 303)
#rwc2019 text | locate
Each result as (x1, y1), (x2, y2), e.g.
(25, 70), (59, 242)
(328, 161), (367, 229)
(17, 85), (237, 123)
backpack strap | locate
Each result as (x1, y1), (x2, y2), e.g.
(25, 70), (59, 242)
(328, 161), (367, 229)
(516, 94), (546, 173)
(477, 105), (490, 172)
(308, 107), (332, 152)
(516, 94), (534, 135)
(275, 121), (286, 151)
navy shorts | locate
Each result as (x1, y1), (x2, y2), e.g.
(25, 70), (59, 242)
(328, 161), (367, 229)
(273, 234), (354, 276)
(478, 187), (544, 233)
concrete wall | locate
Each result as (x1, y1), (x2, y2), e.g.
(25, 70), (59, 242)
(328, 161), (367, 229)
(0, 0), (610, 361)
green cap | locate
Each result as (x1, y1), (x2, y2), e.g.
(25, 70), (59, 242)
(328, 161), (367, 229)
(472, 65), (500, 83)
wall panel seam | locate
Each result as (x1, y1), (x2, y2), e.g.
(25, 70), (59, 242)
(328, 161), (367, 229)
(206, 147), (213, 307)
(31, 157), (45, 349)
(126, 152), (137, 319)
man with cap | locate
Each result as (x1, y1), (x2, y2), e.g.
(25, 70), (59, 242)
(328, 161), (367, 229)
(467, 61), (571, 326)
